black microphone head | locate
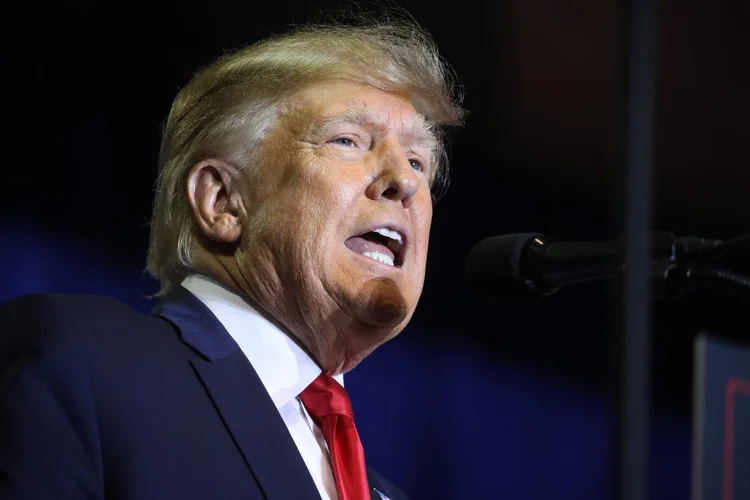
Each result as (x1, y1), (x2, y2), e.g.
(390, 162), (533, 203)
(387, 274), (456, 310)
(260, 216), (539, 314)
(465, 233), (552, 301)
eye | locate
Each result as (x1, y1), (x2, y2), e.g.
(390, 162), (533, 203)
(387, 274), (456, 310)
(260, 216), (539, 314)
(330, 137), (356, 147)
(409, 158), (425, 172)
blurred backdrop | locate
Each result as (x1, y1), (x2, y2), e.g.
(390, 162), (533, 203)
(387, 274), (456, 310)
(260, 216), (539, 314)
(3, 0), (749, 498)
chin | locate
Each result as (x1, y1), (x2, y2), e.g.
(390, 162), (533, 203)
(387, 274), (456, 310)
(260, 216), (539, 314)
(330, 358), (360, 376)
(333, 347), (375, 375)
(319, 259), (418, 372)
(334, 322), (406, 375)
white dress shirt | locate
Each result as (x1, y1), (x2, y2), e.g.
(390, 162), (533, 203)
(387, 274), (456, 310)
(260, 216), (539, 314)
(181, 274), (341, 500)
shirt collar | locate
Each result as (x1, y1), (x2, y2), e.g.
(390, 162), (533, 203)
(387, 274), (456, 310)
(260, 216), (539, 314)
(180, 274), (343, 408)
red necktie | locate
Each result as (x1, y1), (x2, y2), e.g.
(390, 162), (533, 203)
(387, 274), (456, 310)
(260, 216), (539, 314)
(299, 374), (370, 500)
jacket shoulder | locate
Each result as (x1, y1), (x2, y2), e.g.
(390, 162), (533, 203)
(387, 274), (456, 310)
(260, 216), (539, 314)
(0, 293), (174, 369)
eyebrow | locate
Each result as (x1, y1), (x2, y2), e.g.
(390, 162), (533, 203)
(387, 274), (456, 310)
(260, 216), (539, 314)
(313, 103), (439, 155)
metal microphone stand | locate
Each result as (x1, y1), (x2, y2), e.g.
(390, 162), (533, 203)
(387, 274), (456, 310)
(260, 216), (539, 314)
(653, 233), (750, 302)
(617, 0), (660, 495)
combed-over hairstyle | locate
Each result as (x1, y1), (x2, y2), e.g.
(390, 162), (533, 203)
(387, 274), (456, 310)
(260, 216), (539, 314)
(146, 15), (465, 294)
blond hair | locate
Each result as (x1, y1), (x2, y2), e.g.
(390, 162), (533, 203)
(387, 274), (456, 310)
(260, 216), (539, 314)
(146, 15), (465, 294)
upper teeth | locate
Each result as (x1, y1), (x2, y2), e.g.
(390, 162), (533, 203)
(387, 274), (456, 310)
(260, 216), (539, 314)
(372, 227), (402, 244)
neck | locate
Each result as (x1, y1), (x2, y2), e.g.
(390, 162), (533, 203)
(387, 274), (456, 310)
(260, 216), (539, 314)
(192, 251), (338, 370)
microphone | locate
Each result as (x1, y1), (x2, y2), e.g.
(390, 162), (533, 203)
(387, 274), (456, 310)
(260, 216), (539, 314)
(465, 232), (727, 301)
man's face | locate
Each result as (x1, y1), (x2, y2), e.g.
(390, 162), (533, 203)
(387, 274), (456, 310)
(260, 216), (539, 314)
(235, 80), (436, 373)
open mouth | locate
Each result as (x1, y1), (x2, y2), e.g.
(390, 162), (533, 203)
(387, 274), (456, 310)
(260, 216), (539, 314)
(345, 227), (405, 268)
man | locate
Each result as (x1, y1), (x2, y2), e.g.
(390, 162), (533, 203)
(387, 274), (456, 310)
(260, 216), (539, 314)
(0, 15), (464, 500)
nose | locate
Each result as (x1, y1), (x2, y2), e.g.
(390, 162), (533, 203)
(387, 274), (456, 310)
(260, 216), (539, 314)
(365, 143), (420, 209)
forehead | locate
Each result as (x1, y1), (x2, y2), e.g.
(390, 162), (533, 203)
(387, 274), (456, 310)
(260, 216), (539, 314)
(288, 81), (437, 145)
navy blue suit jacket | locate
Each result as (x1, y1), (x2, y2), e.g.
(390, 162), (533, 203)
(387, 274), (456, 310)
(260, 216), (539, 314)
(0, 287), (409, 500)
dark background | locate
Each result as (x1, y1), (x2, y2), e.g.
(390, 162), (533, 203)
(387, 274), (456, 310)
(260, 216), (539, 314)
(3, 0), (749, 498)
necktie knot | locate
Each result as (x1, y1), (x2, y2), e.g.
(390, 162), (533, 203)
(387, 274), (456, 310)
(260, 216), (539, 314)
(299, 373), (370, 500)
(299, 373), (354, 421)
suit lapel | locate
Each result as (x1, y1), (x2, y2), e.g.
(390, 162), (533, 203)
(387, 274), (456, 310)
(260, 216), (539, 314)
(367, 469), (392, 500)
(190, 354), (321, 500)
(152, 287), (320, 500)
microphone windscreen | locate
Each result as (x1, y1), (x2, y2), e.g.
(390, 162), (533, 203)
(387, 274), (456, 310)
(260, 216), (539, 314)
(465, 233), (542, 300)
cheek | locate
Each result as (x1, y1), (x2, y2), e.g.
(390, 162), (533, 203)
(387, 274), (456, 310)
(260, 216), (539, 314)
(280, 180), (360, 259)
(300, 170), (362, 224)
(286, 153), (361, 208)
(302, 185), (358, 230)
(414, 194), (434, 243)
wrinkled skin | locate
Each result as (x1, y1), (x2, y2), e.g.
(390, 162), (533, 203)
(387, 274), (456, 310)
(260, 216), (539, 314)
(187, 80), (436, 374)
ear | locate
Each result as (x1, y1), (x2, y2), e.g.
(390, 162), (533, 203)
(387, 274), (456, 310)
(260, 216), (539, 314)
(186, 159), (243, 244)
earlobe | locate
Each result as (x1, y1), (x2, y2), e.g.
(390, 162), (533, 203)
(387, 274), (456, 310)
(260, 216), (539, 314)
(186, 159), (243, 244)
(210, 212), (243, 243)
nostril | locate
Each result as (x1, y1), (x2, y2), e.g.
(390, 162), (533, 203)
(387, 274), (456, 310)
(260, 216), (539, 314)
(382, 187), (399, 200)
